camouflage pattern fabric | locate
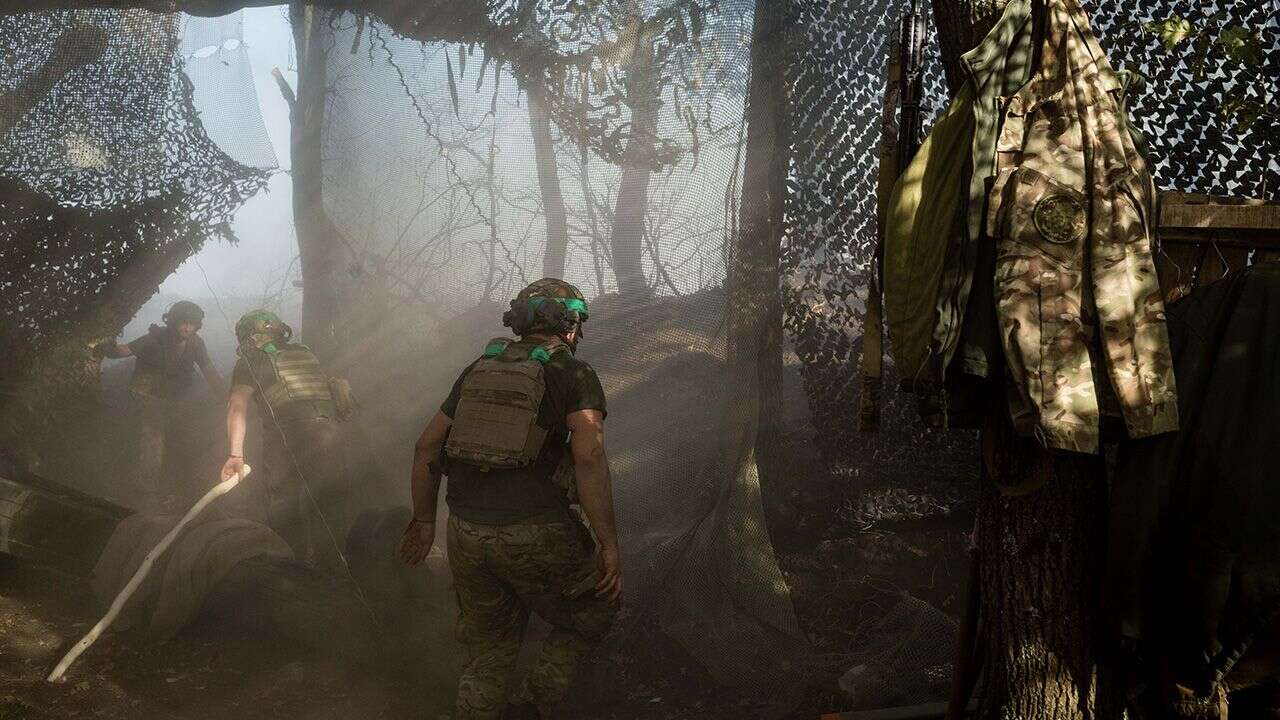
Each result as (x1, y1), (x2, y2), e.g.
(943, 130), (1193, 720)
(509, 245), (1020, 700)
(253, 418), (348, 570)
(133, 392), (169, 495)
(447, 515), (617, 719)
(987, 0), (1178, 453)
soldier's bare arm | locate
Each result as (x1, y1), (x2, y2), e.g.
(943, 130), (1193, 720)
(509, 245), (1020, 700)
(568, 408), (622, 602)
(399, 410), (451, 566)
(221, 384), (253, 482)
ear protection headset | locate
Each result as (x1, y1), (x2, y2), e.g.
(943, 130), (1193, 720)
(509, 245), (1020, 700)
(502, 297), (589, 337)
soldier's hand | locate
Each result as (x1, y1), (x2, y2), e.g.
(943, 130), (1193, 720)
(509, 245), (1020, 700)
(220, 456), (246, 483)
(398, 518), (435, 566)
(595, 544), (622, 602)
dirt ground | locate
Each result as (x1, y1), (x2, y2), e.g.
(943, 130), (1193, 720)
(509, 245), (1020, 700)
(1, 290), (979, 718)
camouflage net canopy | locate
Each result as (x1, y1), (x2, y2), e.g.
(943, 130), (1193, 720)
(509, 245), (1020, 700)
(0, 10), (273, 390)
(318, 0), (1275, 692)
(0, 0), (1274, 703)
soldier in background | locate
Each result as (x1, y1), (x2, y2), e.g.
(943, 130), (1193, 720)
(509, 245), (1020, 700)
(400, 278), (622, 720)
(221, 309), (353, 568)
(95, 300), (224, 508)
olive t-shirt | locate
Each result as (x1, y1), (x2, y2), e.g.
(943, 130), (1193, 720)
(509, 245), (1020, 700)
(128, 325), (212, 399)
(441, 341), (607, 525)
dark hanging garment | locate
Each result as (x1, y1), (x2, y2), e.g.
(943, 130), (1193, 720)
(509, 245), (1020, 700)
(1107, 262), (1280, 691)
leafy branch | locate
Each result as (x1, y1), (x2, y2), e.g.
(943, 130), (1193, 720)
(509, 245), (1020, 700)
(1143, 13), (1274, 133)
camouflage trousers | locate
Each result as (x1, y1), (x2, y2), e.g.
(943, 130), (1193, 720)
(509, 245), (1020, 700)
(447, 515), (618, 720)
(252, 418), (349, 569)
(132, 392), (170, 497)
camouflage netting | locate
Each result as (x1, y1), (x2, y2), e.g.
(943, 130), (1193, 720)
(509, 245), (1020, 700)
(0, 10), (272, 393)
(785, 0), (1278, 465)
(0, 0), (1274, 704)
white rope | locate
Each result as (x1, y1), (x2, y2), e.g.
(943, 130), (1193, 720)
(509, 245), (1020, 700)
(46, 466), (251, 683)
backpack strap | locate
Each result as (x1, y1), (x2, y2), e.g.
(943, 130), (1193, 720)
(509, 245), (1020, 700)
(482, 337), (516, 358)
(481, 337), (567, 364)
(533, 337), (568, 364)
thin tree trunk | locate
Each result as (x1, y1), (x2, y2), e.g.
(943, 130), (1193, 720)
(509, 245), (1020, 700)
(526, 80), (571, 279)
(728, 0), (788, 533)
(578, 77), (608, 296)
(289, 3), (342, 361)
(930, 0), (1011, 93)
(484, 105), (500, 300)
(608, 24), (657, 297)
(930, 2), (1124, 718)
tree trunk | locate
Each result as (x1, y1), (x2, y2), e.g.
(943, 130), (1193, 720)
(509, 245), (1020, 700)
(928, 2), (1125, 719)
(608, 27), (658, 297)
(289, 3), (343, 361)
(526, 80), (571, 280)
(930, 0), (1010, 92)
(727, 0), (788, 533)
(975, 416), (1121, 720)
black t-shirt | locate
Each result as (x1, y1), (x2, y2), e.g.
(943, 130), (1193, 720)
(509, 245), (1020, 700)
(441, 340), (607, 525)
(128, 325), (212, 399)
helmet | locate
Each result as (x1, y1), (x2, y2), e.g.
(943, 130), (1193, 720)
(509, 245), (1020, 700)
(162, 300), (204, 328)
(235, 309), (292, 348)
(502, 278), (589, 337)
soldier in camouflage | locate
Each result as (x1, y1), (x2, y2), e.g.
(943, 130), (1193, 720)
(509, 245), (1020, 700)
(94, 300), (224, 507)
(222, 309), (351, 568)
(400, 278), (621, 720)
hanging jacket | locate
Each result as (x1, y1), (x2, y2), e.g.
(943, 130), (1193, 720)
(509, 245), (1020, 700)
(986, 0), (1178, 453)
(884, 0), (1035, 425)
(884, 0), (1178, 451)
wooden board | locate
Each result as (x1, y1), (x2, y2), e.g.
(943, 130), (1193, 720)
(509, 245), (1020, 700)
(1161, 201), (1280, 232)
(0, 464), (131, 577)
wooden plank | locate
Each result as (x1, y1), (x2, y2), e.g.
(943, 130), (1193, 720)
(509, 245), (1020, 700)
(0, 473), (129, 575)
(1160, 201), (1280, 231)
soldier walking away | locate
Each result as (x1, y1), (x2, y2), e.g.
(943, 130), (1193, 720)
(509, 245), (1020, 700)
(94, 300), (224, 509)
(221, 309), (354, 569)
(399, 278), (622, 720)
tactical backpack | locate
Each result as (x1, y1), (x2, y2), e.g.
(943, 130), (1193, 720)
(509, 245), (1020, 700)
(445, 337), (565, 470)
(240, 342), (339, 421)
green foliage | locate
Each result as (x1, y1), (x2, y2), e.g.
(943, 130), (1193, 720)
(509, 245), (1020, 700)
(1142, 13), (1273, 133)
(1144, 15), (1191, 50)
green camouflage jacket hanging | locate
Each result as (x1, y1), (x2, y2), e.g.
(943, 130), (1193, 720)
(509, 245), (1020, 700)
(986, 0), (1178, 452)
(885, 0), (1036, 424)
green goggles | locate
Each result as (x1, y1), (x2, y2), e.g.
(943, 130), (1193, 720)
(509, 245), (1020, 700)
(529, 297), (589, 320)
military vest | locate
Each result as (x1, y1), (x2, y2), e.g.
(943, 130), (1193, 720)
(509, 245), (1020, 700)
(445, 338), (566, 471)
(240, 341), (336, 422)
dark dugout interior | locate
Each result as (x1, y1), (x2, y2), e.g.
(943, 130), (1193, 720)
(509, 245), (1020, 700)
(0, 0), (1276, 718)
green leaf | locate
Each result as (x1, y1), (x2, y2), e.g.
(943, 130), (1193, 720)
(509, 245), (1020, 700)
(1218, 25), (1263, 66)
(1143, 15), (1193, 50)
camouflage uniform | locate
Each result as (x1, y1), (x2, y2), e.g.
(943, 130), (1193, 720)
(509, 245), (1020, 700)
(986, 0), (1178, 453)
(231, 309), (349, 567)
(448, 515), (618, 719)
(442, 278), (616, 719)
